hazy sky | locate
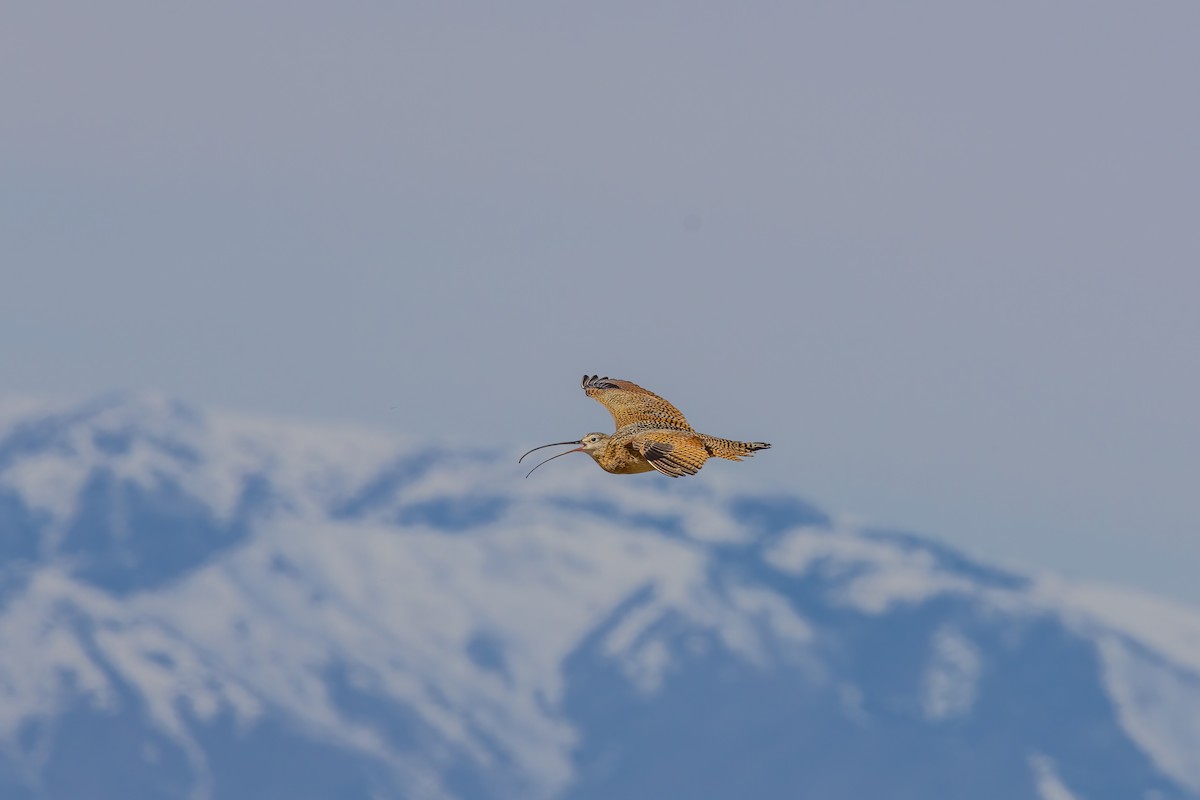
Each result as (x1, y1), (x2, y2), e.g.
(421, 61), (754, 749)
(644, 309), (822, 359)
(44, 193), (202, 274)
(4, 2), (1198, 604)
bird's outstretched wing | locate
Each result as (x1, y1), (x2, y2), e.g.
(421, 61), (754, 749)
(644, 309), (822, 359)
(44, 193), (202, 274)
(582, 375), (693, 431)
(630, 429), (709, 478)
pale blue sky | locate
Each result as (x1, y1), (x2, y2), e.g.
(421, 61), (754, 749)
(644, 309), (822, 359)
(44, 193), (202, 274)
(3, 2), (1198, 603)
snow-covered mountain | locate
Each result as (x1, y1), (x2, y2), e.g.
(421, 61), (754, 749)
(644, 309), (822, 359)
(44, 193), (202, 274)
(1, 394), (1198, 800)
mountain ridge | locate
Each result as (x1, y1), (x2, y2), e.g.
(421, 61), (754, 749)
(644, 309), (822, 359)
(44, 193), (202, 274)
(0, 394), (1198, 799)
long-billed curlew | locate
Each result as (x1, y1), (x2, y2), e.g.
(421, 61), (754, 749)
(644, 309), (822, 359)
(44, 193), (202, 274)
(519, 375), (771, 478)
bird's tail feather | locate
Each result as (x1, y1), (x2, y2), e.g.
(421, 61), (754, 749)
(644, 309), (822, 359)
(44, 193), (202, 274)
(701, 436), (771, 461)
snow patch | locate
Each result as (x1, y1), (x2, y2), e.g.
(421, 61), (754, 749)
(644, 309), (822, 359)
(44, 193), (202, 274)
(766, 526), (974, 613)
(1029, 754), (1081, 800)
(1048, 579), (1200, 678)
(1033, 577), (1200, 793)
(1091, 634), (1200, 793)
(0, 394), (77, 435)
(921, 626), (982, 721)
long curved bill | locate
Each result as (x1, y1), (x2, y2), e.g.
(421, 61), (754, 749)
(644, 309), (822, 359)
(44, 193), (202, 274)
(518, 439), (583, 478)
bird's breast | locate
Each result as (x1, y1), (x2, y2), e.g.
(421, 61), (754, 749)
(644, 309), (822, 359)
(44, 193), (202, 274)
(595, 441), (656, 474)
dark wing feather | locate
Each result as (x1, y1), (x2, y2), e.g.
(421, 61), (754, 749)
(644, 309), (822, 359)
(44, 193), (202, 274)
(630, 430), (709, 478)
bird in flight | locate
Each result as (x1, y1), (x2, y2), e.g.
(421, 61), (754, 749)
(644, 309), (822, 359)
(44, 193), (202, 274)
(520, 375), (771, 478)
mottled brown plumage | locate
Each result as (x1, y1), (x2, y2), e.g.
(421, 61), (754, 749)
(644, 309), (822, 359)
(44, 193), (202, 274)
(581, 375), (694, 431)
(518, 375), (771, 479)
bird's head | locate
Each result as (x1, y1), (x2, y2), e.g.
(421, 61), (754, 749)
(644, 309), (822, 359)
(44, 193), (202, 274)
(519, 432), (610, 477)
(577, 432), (610, 454)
